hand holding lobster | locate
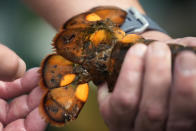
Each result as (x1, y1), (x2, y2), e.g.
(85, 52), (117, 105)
(39, 7), (196, 131)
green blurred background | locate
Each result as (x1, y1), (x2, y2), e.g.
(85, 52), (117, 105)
(0, 0), (195, 131)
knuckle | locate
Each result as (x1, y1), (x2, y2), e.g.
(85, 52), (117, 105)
(146, 70), (171, 89)
(141, 105), (166, 122)
(175, 83), (194, 97)
(110, 93), (138, 113)
(152, 65), (170, 78)
(146, 59), (171, 88)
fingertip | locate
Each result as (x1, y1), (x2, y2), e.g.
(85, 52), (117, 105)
(175, 51), (196, 77)
(126, 43), (147, 58)
(21, 67), (40, 92)
(97, 83), (110, 104)
(14, 58), (26, 80)
(25, 108), (47, 131)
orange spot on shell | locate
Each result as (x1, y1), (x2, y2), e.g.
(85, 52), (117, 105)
(60, 74), (76, 87)
(90, 30), (107, 46)
(75, 83), (89, 102)
(120, 34), (142, 44)
(114, 28), (125, 40)
(86, 13), (102, 21)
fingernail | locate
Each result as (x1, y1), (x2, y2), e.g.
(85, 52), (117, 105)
(15, 58), (26, 79)
(149, 42), (169, 57)
(177, 52), (196, 76)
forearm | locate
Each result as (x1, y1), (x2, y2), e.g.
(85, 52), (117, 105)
(22, 0), (171, 40)
(22, 0), (144, 30)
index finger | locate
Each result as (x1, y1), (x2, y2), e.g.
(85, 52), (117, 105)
(0, 68), (40, 100)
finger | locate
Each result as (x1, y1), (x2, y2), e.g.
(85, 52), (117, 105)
(167, 52), (196, 131)
(4, 87), (44, 124)
(0, 68), (40, 100)
(97, 82), (111, 126)
(135, 42), (172, 131)
(0, 44), (26, 81)
(165, 37), (196, 46)
(0, 122), (3, 131)
(98, 44), (147, 130)
(25, 108), (47, 131)
(0, 99), (8, 124)
(98, 83), (110, 104)
(4, 119), (26, 131)
(4, 108), (47, 131)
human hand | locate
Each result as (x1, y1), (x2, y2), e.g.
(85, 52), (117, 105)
(97, 36), (196, 131)
(0, 44), (47, 131)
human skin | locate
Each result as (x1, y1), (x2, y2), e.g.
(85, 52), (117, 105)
(0, 44), (47, 131)
(1, 0), (196, 130)
(0, 44), (26, 81)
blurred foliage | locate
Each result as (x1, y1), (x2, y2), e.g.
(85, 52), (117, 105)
(0, 0), (195, 131)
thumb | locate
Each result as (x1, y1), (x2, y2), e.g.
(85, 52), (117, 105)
(0, 44), (26, 81)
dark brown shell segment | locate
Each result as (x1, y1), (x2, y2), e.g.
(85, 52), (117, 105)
(62, 6), (127, 30)
(40, 54), (74, 89)
(39, 85), (84, 126)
